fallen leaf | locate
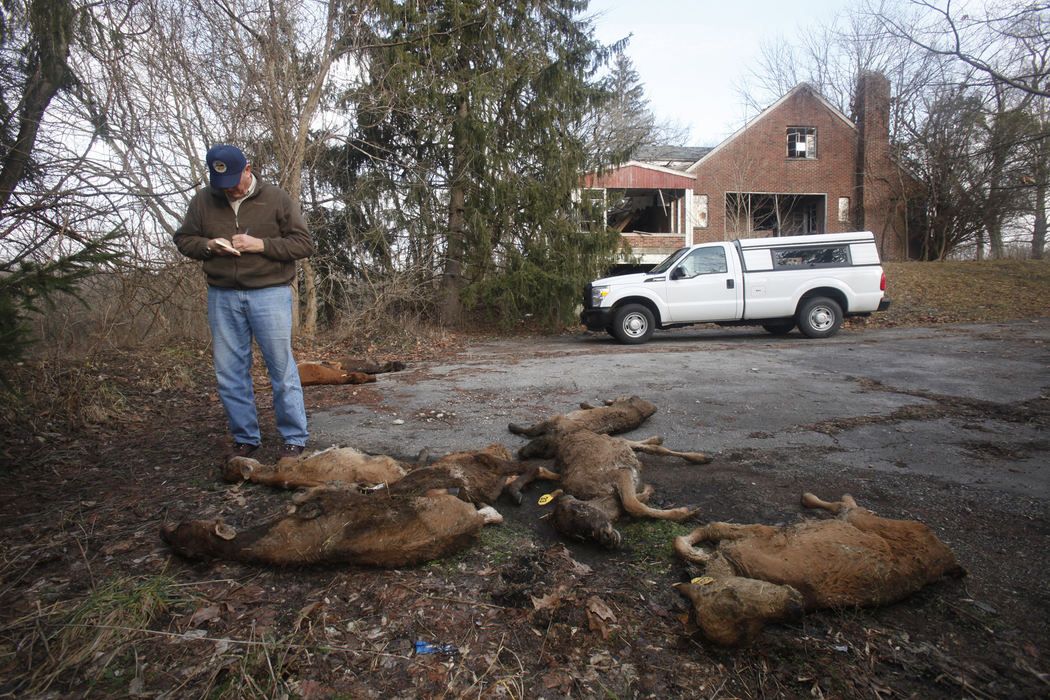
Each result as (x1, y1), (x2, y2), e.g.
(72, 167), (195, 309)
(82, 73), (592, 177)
(294, 600), (326, 632)
(187, 605), (222, 627)
(531, 584), (571, 611)
(586, 596), (617, 639)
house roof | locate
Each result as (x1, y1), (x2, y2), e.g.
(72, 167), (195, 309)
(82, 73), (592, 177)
(686, 83), (856, 172)
(635, 145), (712, 169)
(584, 161), (697, 189)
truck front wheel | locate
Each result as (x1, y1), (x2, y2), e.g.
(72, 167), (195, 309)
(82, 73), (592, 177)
(796, 297), (842, 338)
(611, 304), (655, 344)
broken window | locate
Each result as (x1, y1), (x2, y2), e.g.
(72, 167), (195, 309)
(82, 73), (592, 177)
(604, 188), (687, 234)
(838, 197), (850, 222)
(773, 245), (849, 269)
(787, 127), (817, 159)
(695, 194), (709, 229)
(725, 193), (825, 236)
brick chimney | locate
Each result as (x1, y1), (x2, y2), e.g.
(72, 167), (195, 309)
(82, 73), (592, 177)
(854, 71), (893, 253)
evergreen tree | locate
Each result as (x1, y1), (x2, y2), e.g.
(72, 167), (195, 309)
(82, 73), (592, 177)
(341, 0), (623, 327)
(582, 52), (658, 164)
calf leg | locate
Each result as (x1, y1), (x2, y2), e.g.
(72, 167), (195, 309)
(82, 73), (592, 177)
(801, 492), (858, 515)
(673, 522), (782, 564)
(612, 470), (695, 521)
(503, 463), (561, 504)
(507, 418), (555, 437)
(626, 437), (711, 464)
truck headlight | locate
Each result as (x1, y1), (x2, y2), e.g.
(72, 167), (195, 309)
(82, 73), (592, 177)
(590, 285), (609, 307)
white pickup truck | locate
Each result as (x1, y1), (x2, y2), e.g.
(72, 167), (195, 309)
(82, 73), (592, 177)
(581, 231), (890, 344)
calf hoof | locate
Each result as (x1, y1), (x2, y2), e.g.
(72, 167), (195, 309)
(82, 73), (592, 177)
(599, 527), (622, 549)
(669, 506), (698, 521)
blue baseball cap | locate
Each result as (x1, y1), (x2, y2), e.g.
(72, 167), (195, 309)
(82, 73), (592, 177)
(206, 144), (247, 189)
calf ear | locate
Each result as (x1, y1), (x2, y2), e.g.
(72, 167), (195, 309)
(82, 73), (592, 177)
(214, 522), (237, 540)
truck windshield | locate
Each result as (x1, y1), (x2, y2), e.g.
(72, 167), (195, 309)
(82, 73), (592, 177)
(648, 248), (688, 275)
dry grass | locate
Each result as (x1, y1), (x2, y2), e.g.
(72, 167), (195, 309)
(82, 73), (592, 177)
(875, 260), (1050, 326)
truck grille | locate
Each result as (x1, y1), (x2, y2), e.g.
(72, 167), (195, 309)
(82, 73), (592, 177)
(583, 283), (593, 309)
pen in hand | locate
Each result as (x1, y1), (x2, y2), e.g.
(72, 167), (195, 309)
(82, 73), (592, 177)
(213, 230), (242, 256)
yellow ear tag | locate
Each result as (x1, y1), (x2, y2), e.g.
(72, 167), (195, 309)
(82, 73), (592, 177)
(690, 576), (714, 586)
(538, 494), (554, 506)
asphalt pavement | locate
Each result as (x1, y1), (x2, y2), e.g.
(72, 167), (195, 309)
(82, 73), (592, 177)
(309, 319), (1050, 499)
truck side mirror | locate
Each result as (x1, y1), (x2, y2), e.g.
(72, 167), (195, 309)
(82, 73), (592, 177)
(670, 267), (685, 280)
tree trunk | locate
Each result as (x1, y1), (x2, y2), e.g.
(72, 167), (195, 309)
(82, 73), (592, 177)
(1034, 180), (1047, 260)
(440, 95), (470, 326)
(0, 0), (72, 210)
(300, 259), (318, 337)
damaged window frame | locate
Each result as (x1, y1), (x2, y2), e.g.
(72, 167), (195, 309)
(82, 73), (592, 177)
(787, 127), (817, 159)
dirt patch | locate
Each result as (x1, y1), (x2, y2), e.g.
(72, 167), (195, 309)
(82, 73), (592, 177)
(1, 340), (1048, 698)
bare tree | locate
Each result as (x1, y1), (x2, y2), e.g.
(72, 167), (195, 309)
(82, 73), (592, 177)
(60, 0), (369, 338)
(878, 0), (1050, 98)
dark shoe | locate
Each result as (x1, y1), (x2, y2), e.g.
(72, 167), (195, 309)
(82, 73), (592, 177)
(224, 442), (259, 460)
(276, 443), (305, 460)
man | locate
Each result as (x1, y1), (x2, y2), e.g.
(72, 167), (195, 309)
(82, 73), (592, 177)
(173, 144), (314, 460)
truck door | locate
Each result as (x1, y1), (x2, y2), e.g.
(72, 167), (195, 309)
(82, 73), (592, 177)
(664, 244), (742, 323)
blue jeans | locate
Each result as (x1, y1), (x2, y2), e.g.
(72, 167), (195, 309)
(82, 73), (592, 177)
(208, 285), (308, 447)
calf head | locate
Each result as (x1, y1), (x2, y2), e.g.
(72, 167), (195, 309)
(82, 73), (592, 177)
(548, 490), (621, 549)
(674, 570), (804, 647)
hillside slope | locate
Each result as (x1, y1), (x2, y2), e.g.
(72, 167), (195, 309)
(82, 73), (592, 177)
(870, 260), (1050, 326)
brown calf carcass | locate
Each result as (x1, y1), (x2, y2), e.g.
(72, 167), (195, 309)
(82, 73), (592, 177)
(513, 396), (711, 465)
(222, 445), (408, 489)
(164, 444), (539, 567)
(296, 357), (406, 386)
(394, 443), (557, 507)
(508, 396), (658, 438)
(297, 362), (375, 386)
(222, 443), (546, 506)
(331, 357), (406, 375)
(673, 492), (967, 647)
(512, 400), (709, 547)
(160, 484), (502, 568)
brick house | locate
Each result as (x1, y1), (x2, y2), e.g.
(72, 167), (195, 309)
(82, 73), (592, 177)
(582, 72), (912, 263)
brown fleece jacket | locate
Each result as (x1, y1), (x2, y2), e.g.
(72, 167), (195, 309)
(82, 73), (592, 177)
(173, 179), (313, 289)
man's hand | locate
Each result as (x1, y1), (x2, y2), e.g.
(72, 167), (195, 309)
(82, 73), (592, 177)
(232, 232), (265, 254)
(209, 238), (241, 256)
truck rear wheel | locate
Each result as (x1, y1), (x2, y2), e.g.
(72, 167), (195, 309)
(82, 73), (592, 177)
(796, 297), (842, 338)
(611, 304), (654, 344)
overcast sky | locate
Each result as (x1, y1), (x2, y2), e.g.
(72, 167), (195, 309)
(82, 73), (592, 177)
(584, 0), (854, 147)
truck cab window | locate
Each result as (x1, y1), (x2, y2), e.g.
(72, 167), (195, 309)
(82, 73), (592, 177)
(677, 247), (728, 278)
